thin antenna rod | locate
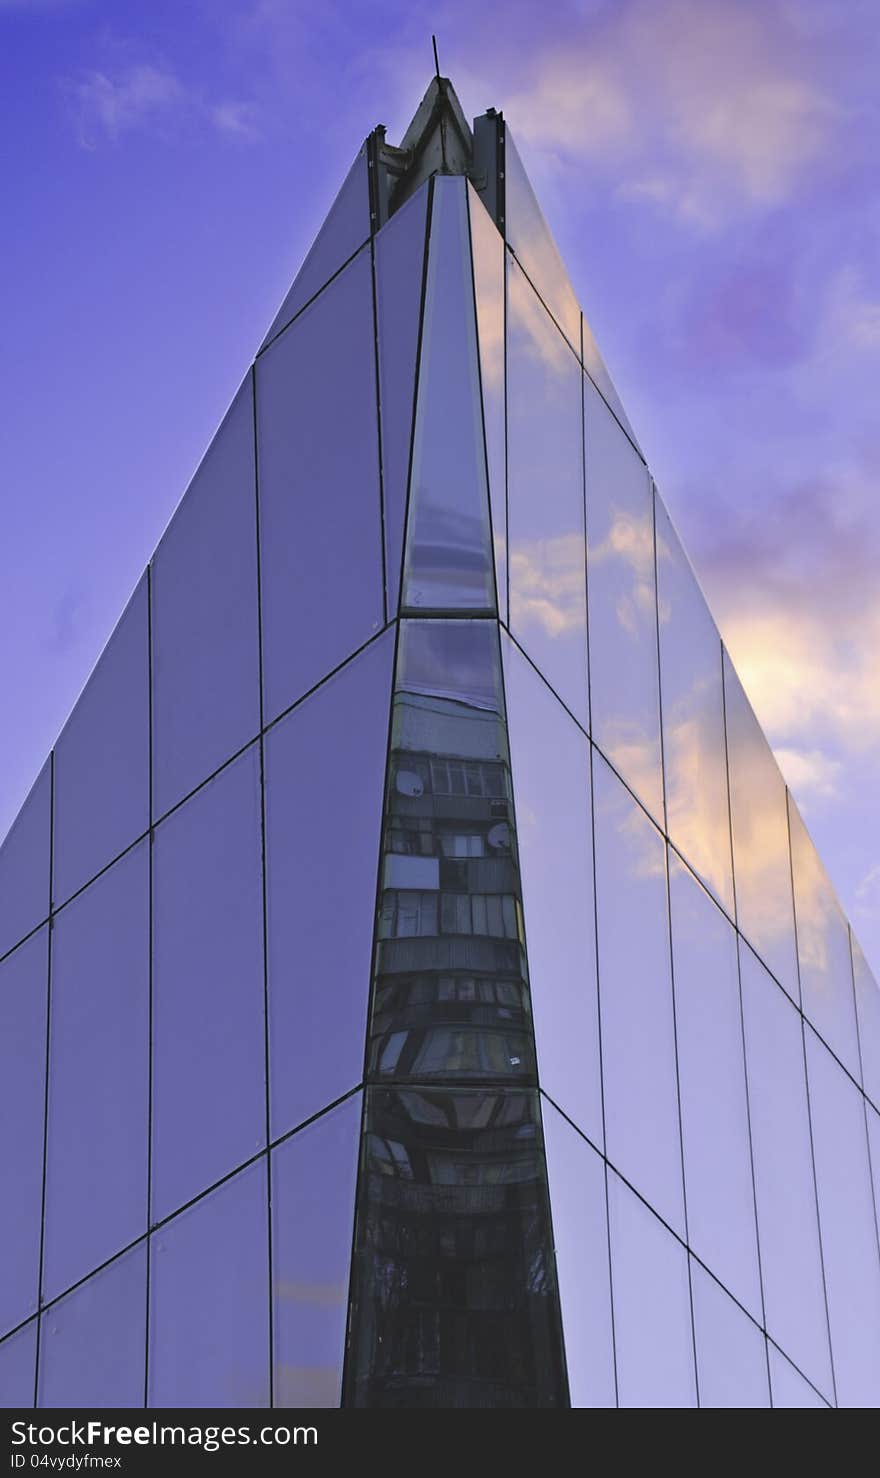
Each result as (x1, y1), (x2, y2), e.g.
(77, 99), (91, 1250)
(432, 34), (441, 79)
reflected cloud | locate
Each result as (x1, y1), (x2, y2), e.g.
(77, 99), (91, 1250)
(510, 534), (585, 637)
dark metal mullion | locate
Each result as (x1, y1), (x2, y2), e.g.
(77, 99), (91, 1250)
(32, 751), (54, 1408)
(251, 361), (275, 1410)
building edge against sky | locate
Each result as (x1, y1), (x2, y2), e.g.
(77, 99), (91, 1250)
(1, 77), (879, 1408)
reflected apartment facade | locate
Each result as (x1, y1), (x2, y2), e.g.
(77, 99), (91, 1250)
(2, 77), (880, 1409)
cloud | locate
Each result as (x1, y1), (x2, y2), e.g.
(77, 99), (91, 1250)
(774, 746), (842, 802)
(66, 63), (258, 149)
(500, 0), (837, 227)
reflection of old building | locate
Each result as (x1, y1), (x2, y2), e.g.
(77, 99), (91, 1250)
(2, 69), (879, 1412)
(370, 692), (535, 1085)
(347, 646), (564, 1407)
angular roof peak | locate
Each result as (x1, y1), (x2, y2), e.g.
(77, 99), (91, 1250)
(372, 76), (479, 221)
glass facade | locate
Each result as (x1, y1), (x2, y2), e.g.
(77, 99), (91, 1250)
(2, 78), (879, 1410)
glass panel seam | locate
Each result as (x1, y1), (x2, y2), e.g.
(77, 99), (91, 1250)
(465, 183), (502, 623)
(251, 362), (274, 1409)
(393, 179), (435, 618)
(539, 1086), (829, 1405)
(32, 755), (53, 1405)
(368, 235), (389, 625)
(256, 239), (371, 361)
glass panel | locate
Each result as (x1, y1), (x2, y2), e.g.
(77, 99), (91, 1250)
(266, 632), (393, 1138)
(655, 495), (733, 915)
(723, 651), (799, 999)
(402, 177), (494, 613)
(43, 845), (149, 1302)
(0, 1320), (36, 1406)
(585, 378), (663, 824)
(853, 934), (880, 1109)
(669, 854), (761, 1318)
(152, 746), (265, 1222)
(768, 1344), (828, 1408)
(257, 246), (384, 724)
(368, 623), (535, 1090)
(502, 636), (602, 1144)
(468, 182), (507, 623)
(867, 1105), (880, 1243)
(261, 147), (370, 349)
(739, 943), (833, 1398)
(607, 1170), (696, 1408)
(542, 1099), (615, 1408)
(690, 1261), (769, 1408)
(805, 1027), (880, 1407)
(272, 1094), (361, 1408)
(593, 753), (684, 1234)
(148, 1159), (269, 1408)
(38, 1245), (146, 1408)
(53, 575), (149, 905)
(503, 128), (580, 356)
(0, 928), (47, 1335)
(345, 1087), (567, 1408)
(507, 258), (588, 728)
(375, 183), (429, 616)
(152, 377), (260, 818)
(789, 799), (860, 1080)
(503, 130), (638, 448)
(0, 758), (50, 960)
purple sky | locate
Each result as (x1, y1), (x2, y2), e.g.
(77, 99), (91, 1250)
(2, 0), (878, 974)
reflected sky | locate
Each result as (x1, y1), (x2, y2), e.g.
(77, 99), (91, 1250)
(507, 257), (589, 728)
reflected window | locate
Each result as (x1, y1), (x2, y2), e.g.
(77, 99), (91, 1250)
(367, 621), (535, 1085)
(345, 1088), (567, 1408)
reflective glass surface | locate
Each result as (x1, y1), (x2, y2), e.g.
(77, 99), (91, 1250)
(467, 183), (507, 622)
(257, 246), (384, 724)
(375, 183), (429, 617)
(0, 758), (50, 960)
(739, 943), (833, 1398)
(768, 1344), (828, 1408)
(369, 623), (534, 1088)
(669, 854), (761, 1318)
(43, 844), (149, 1301)
(867, 1105), (880, 1235)
(272, 1095), (361, 1408)
(266, 632), (393, 1138)
(152, 377), (260, 818)
(148, 1159), (269, 1408)
(805, 1027), (880, 1407)
(585, 378), (663, 823)
(789, 799), (860, 1081)
(402, 178), (494, 612)
(507, 258), (588, 728)
(53, 575), (149, 905)
(723, 652), (799, 1000)
(261, 147), (370, 349)
(690, 1261), (769, 1408)
(0, 928), (47, 1335)
(0, 1321), (36, 1406)
(502, 636), (602, 1144)
(503, 129), (580, 356)
(853, 933), (880, 1109)
(345, 1087), (567, 1408)
(152, 745), (265, 1221)
(593, 753), (684, 1234)
(607, 1171), (696, 1409)
(655, 495), (733, 915)
(38, 1245), (146, 1409)
(503, 129), (637, 446)
(541, 1099), (615, 1408)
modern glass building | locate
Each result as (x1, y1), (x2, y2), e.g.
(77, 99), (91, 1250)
(2, 77), (880, 1410)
